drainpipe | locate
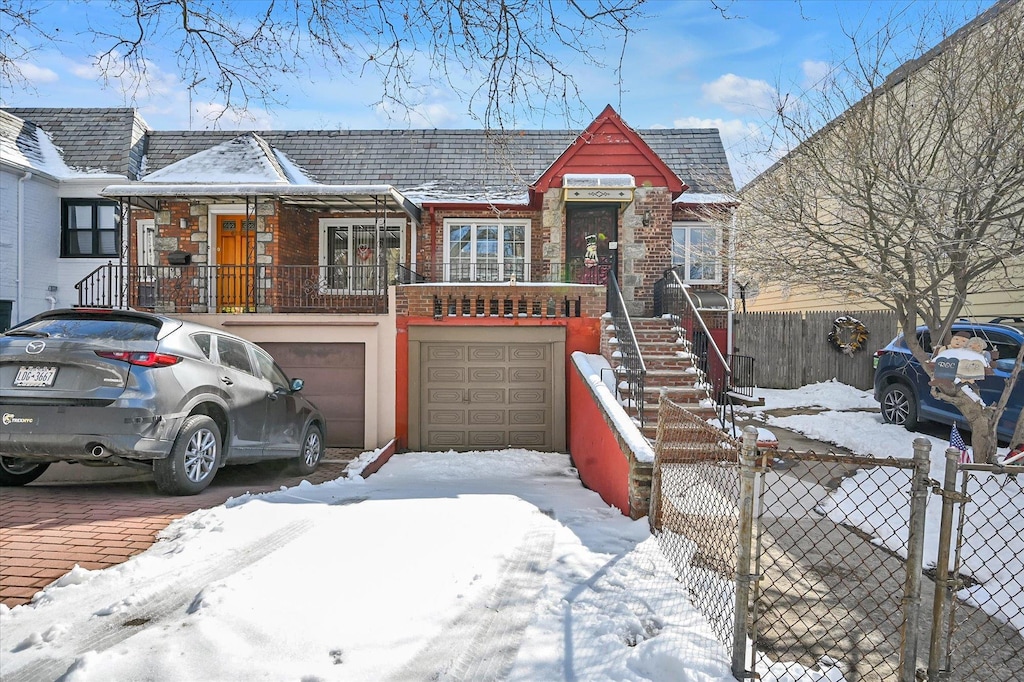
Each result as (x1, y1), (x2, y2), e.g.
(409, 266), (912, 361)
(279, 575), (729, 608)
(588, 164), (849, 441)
(727, 211), (737, 355)
(16, 171), (33, 325)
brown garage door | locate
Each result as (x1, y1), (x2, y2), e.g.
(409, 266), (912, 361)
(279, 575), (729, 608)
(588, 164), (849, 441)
(258, 342), (365, 447)
(409, 327), (565, 452)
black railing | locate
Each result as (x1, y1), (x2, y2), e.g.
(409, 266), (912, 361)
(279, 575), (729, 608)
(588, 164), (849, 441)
(395, 261), (609, 284)
(607, 273), (648, 428)
(656, 268), (755, 430)
(76, 263), (389, 314)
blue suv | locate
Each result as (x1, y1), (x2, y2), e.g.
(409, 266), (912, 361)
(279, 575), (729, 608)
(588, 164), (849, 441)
(873, 318), (1024, 443)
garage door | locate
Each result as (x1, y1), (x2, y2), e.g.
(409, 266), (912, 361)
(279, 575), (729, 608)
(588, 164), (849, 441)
(409, 327), (565, 452)
(258, 342), (365, 447)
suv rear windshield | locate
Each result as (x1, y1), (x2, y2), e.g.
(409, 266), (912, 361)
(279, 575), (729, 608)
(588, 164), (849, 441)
(8, 317), (161, 341)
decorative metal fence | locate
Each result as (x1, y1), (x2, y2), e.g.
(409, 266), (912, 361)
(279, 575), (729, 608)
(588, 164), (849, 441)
(75, 263), (389, 313)
(650, 397), (1024, 681)
(396, 261), (609, 284)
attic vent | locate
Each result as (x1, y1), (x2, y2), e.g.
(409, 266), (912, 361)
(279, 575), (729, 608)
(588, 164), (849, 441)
(562, 173), (635, 203)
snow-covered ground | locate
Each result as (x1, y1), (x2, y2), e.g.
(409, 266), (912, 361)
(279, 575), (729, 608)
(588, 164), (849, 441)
(1, 381), (1020, 681)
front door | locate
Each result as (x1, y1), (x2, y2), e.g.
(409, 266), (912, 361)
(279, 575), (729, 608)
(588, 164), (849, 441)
(566, 205), (617, 284)
(216, 215), (255, 312)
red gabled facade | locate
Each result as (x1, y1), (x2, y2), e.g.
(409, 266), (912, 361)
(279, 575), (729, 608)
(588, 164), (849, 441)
(530, 104), (688, 203)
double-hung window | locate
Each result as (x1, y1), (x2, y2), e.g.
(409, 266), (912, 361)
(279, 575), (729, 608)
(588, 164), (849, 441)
(62, 199), (120, 258)
(444, 220), (529, 282)
(671, 222), (720, 283)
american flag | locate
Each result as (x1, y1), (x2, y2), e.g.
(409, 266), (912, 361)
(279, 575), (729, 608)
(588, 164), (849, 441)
(951, 424), (972, 464)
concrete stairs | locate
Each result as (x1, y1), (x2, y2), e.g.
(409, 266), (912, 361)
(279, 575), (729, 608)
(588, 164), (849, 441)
(601, 316), (719, 442)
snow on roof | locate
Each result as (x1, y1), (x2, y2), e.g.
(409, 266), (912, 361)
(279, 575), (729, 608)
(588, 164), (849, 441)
(673, 192), (738, 205)
(398, 182), (530, 206)
(1, 110), (75, 179)
(143, 133), (294, 184)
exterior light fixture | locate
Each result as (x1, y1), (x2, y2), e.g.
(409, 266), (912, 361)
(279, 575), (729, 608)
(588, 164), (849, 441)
(642, 210), (653, 227)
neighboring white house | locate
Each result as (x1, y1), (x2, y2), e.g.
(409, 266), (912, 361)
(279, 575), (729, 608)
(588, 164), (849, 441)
(0, 109), (149, 328)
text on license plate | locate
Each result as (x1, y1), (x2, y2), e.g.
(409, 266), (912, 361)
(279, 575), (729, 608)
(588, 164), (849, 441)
(14, 366), (58, 387)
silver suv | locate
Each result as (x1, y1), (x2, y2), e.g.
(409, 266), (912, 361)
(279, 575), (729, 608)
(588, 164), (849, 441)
(0, 309), (325, 495)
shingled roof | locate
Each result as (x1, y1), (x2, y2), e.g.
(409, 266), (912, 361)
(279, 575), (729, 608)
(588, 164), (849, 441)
(143, 127), (733, 197)
(2, 107), (150, 179)
(2, 107), (735, 196)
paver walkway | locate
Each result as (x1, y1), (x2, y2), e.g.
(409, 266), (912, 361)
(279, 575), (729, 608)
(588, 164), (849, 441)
(0, 452), (358, 608)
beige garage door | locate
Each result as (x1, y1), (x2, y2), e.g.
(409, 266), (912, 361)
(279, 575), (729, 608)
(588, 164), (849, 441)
(409, 327), (565, 452)
(257, 342), (365, 448)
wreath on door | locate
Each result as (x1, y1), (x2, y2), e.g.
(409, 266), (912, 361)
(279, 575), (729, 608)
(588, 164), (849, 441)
(828, 316), (870, 356)
(356, 245), (374, 262)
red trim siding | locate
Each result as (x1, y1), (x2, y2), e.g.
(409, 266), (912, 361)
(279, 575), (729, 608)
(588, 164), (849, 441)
(532, 105), (686, 195)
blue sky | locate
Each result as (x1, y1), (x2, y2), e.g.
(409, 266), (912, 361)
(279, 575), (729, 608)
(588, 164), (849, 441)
(1, 0), (988, 184)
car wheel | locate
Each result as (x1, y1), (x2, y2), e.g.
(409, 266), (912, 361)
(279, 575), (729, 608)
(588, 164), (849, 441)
(153, 415), (221, 495)
(881, 383), (919, 430)
(291, 423), (324, 476)
(0, 457), (50, 486)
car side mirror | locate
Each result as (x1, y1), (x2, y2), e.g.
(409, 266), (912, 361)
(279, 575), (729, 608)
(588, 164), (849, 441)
(290, 378), (304, 392)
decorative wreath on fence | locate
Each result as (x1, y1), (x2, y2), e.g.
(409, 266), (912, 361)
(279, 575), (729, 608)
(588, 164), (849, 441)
(828, 315), (870, 356)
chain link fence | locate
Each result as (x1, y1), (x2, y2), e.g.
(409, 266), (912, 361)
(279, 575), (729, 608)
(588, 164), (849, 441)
(649, 396), (1024, 681)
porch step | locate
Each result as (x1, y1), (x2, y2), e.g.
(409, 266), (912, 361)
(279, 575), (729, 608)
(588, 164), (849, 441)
(618, 367), (701, 388)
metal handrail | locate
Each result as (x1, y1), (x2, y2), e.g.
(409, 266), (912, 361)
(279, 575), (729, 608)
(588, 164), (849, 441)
(608, 273), (648, 427)
(667, 269), (732, 381)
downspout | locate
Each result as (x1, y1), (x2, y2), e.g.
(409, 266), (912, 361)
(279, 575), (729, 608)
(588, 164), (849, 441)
(727, 211), (736, 356)
(16, 171), (33, 325)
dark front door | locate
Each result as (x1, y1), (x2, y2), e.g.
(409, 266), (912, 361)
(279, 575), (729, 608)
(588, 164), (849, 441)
(566, 205), (617, 284)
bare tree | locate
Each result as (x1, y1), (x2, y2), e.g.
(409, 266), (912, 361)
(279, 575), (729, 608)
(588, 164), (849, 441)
(0, 0), (648, 128)
(732, 0), (1024, 461)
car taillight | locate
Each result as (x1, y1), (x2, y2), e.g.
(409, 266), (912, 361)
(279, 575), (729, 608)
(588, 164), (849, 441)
(95, 351), (181, 367)
(872, 349), (886, 369)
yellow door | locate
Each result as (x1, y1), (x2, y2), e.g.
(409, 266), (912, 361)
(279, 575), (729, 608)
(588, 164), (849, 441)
(216, 215), (254, 312)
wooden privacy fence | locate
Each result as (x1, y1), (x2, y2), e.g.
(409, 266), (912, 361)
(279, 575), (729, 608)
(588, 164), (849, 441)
(734, 310), (898, 390)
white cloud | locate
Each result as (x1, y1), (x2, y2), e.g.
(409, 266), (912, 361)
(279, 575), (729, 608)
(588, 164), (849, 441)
(69, 51), (182, 100)
(191, 103), (275, 130)
(373, 100), (461, 128)
(701, 73), (777, 114)
(14, 61), (59, 84)
(801, 60), (831, 91)
(672, 115), (775, 188)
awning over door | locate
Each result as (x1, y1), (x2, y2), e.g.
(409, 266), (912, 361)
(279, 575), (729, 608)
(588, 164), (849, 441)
(689, 290), (733, 311)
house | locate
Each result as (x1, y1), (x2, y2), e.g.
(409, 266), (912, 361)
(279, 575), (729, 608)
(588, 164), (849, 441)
(0, 108), (148, 329)
(734, 0), (1024, 322)
(2, 105), (736, 459)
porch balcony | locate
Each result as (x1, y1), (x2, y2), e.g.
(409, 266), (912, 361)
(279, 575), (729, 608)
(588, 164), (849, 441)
(75, 261), (609, 317)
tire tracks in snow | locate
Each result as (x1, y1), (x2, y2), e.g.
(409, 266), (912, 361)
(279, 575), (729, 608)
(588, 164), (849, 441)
(4, 519), (313, 682)
(388, 519), (555, 682)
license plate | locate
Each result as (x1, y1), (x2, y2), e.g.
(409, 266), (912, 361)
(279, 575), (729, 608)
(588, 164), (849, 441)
(14, 366), (57, 387)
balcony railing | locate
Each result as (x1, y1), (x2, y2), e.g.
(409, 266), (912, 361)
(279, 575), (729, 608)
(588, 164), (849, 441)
(75, 263), (389, 314)
(396, 260), (611, 285)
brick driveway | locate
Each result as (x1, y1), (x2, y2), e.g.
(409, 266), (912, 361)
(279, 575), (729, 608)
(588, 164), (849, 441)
(0, 453), (358, 608)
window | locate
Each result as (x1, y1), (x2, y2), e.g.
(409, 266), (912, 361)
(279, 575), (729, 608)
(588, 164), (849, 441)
(62, 199), (120, 258)
(319, 220), (402, 291)
(192, 333), (212, 360)
(444, 219), (529, 282)
(216, 336), (254, 375)
(253, 348), (290, 391)
(671, 223), (720, 283)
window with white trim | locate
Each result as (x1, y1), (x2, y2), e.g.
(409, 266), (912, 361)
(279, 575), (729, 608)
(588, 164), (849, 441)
(444, 219), (529, 282)
(62, 199), (120, 258)
(319, 219), (403, 291)
(671, 222), (720, 283)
